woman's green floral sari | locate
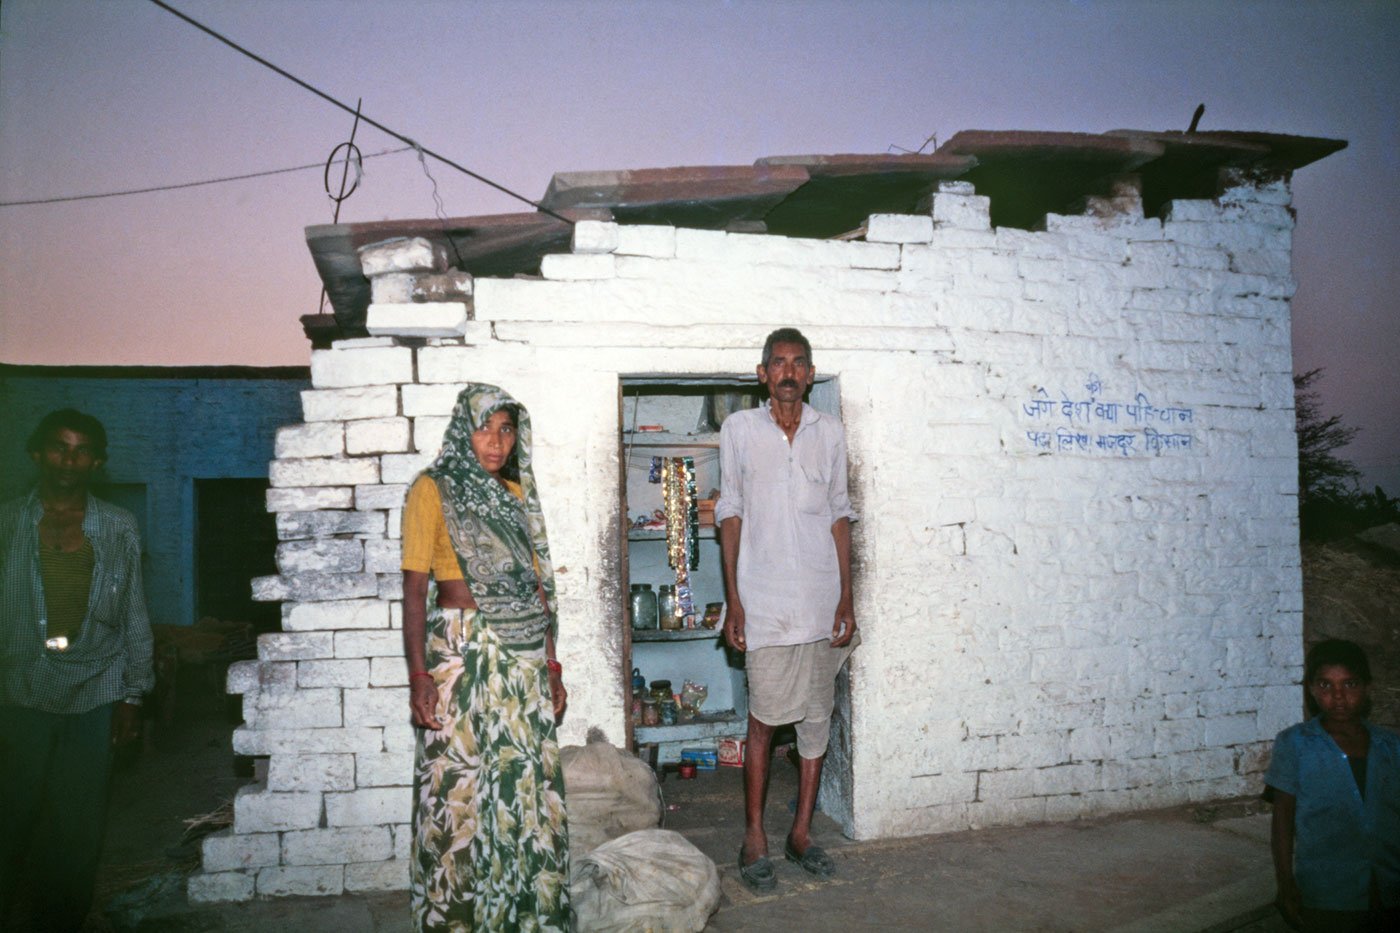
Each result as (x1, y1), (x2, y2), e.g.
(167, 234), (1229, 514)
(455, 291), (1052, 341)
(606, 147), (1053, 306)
(409, 384), (570, 932)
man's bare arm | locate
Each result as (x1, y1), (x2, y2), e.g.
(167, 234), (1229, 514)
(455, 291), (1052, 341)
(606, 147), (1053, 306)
(830, 517), (856, 647)
(720, 516), (747, 652)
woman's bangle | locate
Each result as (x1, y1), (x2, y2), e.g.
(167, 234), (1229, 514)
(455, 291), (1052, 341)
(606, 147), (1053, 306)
(546, 658), (562, 676)
(410, 671), (434, 682)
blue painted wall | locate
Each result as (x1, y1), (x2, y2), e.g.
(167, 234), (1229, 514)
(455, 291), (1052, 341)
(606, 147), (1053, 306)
(0, 365), (309, 627)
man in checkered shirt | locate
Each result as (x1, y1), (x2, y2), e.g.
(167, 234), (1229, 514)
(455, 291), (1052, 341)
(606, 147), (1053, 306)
(1, 409), (153, 931)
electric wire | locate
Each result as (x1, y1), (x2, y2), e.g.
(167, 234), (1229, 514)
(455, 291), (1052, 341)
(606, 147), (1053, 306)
(146, 0), (573, 225)
(0, 146), (411, 208)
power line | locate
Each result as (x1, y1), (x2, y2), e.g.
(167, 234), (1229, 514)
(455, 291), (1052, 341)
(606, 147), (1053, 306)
(147, 0), (573, 225)
(0, 146), (412, 208)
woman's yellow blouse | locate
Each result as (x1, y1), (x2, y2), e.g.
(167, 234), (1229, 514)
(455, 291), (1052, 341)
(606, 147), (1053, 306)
(400, 475), (528, 580)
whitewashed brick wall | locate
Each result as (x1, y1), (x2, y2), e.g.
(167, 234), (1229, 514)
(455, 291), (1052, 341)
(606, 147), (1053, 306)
(190, 175), (1304, 899)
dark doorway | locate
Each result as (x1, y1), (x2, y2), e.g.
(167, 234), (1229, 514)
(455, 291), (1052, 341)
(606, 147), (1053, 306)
(194, 478), (279, 630)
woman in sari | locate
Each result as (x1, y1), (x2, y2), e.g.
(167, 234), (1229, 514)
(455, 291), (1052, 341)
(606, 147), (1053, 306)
(400, 383), (570, 931)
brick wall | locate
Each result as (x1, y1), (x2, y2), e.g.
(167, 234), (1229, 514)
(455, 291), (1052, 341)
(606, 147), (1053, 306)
(189, 175), (1304, 900)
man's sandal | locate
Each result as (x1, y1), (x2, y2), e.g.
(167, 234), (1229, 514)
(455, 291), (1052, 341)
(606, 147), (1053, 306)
(784, 836), (836, 878)
(737, 848), (777, 892)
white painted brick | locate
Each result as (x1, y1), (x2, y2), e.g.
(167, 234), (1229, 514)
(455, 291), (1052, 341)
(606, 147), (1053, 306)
(232, 726), (382, 756)
(365, 302), (468, 338)
(400, 382), (465, 417)
(267, 753), (355, 792)
(253, 573), (378, 603)
(414, 417), (451, 453)
(355, 751), (414, 786)
(382, 723), (418, 753)
(310, 347), (414, 389)
(226, 660), (259, 695)
(257, 632), (335, 662)
(298, 659), (370, 689)
(364, 539), (402, 574)
(572, 220), (620, 254)
(200, 830), (280, 873)
(369, 656), (409, 687)
(252, 687), (342, 729)
(269, 457), (380, 489)
(929, 192), (991, 230)
(266, 486), (354, 512)
(358, 237), (447, 276)
(540, 252), (616, 280)
(282, 826), (392, 866)
(346, 417), (412, 455)
(275, 510), (385, 539)
(335, 630), (405, 658)
(301, 385), (399, 422)
(325, 787), (413, 827)
(343, 687), (409, 727)
(187, 871), (255, 904)
(256, 865), (345, 898)
(616, 224), (676, 258)
(284, 599), (389, 632)
(345, 859), (410, 892)
(355, 484), (409, 510)
(866, 213), (933, 244)
(275, 423), (345, 459)
(369, 272), (415, 304)
(381, 451), (435, 484)
(276, 540), (364, 574)
(233, 785), (321, 833)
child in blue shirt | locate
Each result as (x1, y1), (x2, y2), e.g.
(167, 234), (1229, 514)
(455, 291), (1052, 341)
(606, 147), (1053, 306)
(1265, 639), (1399, 931)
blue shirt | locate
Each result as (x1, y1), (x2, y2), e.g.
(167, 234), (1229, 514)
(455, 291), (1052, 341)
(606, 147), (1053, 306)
(1264, 717), (1400, 910)
(1, 490), (154, 713)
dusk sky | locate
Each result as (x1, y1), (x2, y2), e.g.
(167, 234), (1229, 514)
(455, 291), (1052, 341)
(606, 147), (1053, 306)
(1, 0), (1396, 491)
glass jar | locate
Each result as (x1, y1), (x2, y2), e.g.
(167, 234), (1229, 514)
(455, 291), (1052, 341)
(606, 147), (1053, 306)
(629, 583), (657, 630)
(657, 585), (680, 630)
(641, 698), (660, 726)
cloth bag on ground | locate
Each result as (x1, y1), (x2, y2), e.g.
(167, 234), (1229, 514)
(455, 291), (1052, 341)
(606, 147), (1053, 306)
(562, 731), (662, 854)
(570, 829), (721, 933)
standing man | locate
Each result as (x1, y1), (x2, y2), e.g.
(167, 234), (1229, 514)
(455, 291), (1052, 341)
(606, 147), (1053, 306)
(717, 327), (859, 892)
(1, 409), (153, 932)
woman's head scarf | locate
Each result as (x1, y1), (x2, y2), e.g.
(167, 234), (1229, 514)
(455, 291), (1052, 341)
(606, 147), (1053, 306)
(424, 383), (557, 644)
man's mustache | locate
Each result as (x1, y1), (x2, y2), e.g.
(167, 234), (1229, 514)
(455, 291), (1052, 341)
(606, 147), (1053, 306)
(778, 379), (800, 389)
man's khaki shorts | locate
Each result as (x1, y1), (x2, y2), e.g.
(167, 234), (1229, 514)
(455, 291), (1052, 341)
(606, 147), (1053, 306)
(746, 632), (859, 758)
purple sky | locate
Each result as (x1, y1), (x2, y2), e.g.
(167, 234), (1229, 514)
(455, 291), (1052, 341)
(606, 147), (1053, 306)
(1, 0), (1396, 491)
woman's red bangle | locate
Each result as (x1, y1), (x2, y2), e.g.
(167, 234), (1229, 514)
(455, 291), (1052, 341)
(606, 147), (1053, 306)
(546, 659), (562, 675)
(410, 671), (434, 681)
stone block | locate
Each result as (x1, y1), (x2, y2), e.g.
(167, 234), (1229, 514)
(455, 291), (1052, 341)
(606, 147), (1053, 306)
(365, 302), (468, 338)
(325, 787), (413, 827)
(344, 687), (410, 726)
(414, 270), (473, 302)
(381, 452), (435, 484)
(232, 726), (383, 756)
(369, 272), (415, 305)
(355, 751), (414, 786)
(364, 539), (403, 574)
(866, 213), (933, 244)
(187, 870), (255, 904)
(335, 630), (405, 658)
(266, 486), (354, 512)
(276, 540), (364, 574)
(282, 826), (393, 866)
(616, 224), (676, 258)
(284, 599), (390, 632)
(275, 423), (345, 460)
(200, 830), (281, 873)
(413, 417), (451, 453)
(400, 383), (465, 417)
(256, 865), (345, 898)
(345, 859), (410, 892)
(233, 785), (322, 833)
(226, 660), (259, 695)
(346, 418), (412, 455)
(301, 385), (399, 422)
(275, 510), (386, 539)
(252, 573), (379, 603)
(540, 253), (616, 280)
(310, 347), (414, 389)
(358, 237), (447, 276)
(298, 659), (370, 689)
(252, 687), (343, 729)
(355, 484), (409, 510)
(369, 656), (408, 687)
(926, 192), (991, 230)
(257, 632), (336, 662)
(572, 220), (620, 254)
(269, 457), (380, 489)
(267, 753), (356, 792)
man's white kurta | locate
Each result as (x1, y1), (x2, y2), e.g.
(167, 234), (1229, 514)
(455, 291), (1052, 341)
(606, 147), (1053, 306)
(714, 401), (856, 651)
